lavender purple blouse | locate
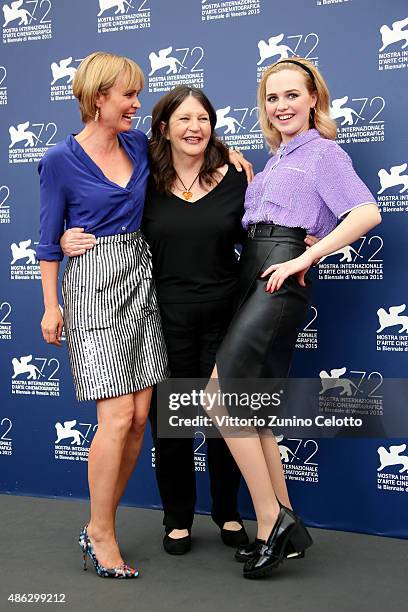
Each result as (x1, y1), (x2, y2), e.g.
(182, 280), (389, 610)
(242, 129), (376, 237)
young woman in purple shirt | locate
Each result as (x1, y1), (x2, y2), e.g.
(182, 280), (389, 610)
(215, 57), (381, 579)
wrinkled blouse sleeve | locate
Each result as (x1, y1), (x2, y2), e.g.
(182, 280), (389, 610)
(37, 155), (66, 261)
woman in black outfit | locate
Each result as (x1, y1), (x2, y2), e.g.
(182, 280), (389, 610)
(143, 86), (249, 553)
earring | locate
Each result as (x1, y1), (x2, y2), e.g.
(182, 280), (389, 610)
(309, 107), (315, 124)
(94, 108), (100, 123)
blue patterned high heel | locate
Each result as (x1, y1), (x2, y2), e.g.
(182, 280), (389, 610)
(78, 525), (139, 579)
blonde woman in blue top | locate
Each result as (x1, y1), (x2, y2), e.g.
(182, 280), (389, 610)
(38, 52), (169, 578)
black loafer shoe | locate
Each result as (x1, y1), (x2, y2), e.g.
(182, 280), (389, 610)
(221, 523), (250, 548)
(243, 508), (313, 579)
(236, 537), (306, 562)
(163, 529), (191, 555)
(235, 538), (265, 562)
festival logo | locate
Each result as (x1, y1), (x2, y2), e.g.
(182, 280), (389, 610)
(0, 301), (12, 340)
(296, 305), (318, 350)
(50, 57), (83, 102)
(10, 238), (41, 280)
(2, 0), (53, 44)
(151, 431), (207, 472)
(0, 416), (12, 456)
(0, 183), (10, 223)
(276, 436), (319, 483)
(376, 304), (408, 353)
(377, 305), (408, 333)
(330, 95), (386, 145)
(378, 16), (408, 71)
(318, 235), (383, 281)
(376, 163), (408, 213)
(11, 354), (60, 396)
(215, 104), (264, 151)
(320, 367), (360, 397)
(97, 0), (151, 34)
(54, 419), (97, 461)
(147, 45), (205, 94)
(256, 32), (319, 81)
(132, 114), (152, 137)
(377, 444), (408, 494)
(0, 64), (6, 104)
(201, 0), (261, 22)
(318, 366), (383, 418)
(8, 120), (58, 164)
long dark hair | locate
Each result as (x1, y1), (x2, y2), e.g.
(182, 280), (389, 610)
(149, 85), (229, 193)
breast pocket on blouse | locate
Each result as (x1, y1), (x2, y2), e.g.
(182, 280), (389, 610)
(262, 166), (308, 210)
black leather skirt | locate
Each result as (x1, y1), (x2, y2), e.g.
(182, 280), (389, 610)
(216, 224), (312, 379)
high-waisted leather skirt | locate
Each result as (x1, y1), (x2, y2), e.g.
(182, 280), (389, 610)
(216, 224), (312, 379)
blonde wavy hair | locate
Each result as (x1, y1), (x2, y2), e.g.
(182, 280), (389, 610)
(72, 51), (144, 123)
(257, 57), (337, 152)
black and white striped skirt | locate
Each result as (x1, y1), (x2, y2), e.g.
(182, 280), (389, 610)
(62, 230), (169, 402)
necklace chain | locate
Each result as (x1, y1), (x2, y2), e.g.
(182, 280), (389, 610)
(175, 171), (200, 201)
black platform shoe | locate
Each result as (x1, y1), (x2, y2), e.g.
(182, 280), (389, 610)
(163, 528), (191, 555)
(235, 538), (265, 562)
(243, 508), (313, 579)
(236, 536), (306, 563)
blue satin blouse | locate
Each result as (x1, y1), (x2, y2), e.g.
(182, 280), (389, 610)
(37, 129), (149, 261)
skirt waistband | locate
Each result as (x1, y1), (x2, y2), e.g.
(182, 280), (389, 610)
(247, 223), (306, 240)
(96, 229), (142, 245)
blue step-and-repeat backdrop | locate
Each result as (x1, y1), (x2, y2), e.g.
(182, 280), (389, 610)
(1, 0), (407, 538)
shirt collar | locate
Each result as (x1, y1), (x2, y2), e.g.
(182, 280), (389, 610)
(67, 132), (135, 190)
(276, 129), (321, 157)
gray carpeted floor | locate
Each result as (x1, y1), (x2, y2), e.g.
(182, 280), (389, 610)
(0, 494), (407, 612)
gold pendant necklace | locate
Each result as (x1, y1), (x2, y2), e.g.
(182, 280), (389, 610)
(175, 171), (200, 201)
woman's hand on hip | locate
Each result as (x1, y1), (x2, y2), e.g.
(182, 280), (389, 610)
(60, 227), (96, 257)
(41, 306), (64, 347)
(261, 251), (314, 293)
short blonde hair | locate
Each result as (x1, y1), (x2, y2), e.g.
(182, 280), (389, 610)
(258, 57), (337, 152)
(73, 51), (144, 123)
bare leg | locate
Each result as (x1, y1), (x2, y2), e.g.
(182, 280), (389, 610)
(223, 434), (280, 541)
(259, 433), (292, 508)
(113, 386), (153, 514)
(206, 365), (281, 539)
(87, 394), (135, 568)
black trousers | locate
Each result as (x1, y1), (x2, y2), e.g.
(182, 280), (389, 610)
(217, 227), (312, 379)
(149, 299), (242, 530)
